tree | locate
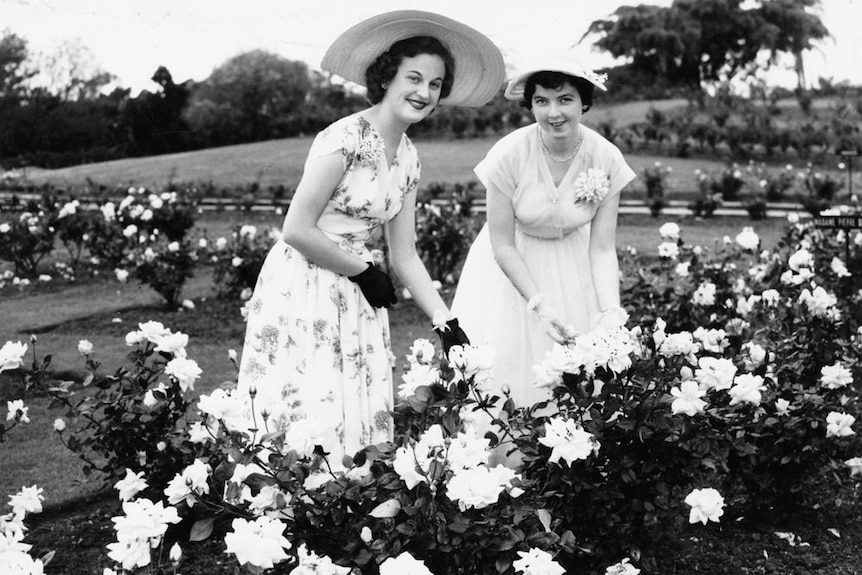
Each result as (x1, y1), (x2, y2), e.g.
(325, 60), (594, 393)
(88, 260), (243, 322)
(585, 0), (829, 92)
(183, 50), (311, 145)
(756, 0), (830, 90)
(30, 39), (115, 101)
(0, 29), (33, 99)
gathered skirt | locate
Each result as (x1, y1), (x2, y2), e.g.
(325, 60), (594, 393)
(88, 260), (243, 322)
(451, 223), (599, 408)
(236, 240), (394, 467)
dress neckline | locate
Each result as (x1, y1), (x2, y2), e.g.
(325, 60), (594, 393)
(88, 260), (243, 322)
(357, 114), (405, 173)
(536, 126), (582, 190)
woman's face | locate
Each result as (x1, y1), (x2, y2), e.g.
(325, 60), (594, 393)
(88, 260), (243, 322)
(531, 81), (583, 141)
(381, 53), (446, 125)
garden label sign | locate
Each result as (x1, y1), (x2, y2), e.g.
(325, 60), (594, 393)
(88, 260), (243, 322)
(813, 212), (861, 265)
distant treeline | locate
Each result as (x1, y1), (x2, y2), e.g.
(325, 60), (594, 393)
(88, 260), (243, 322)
(0, 61), (532, 170)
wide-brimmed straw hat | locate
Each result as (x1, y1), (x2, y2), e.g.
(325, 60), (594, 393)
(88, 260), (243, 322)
(504, 55), (608, 101)
(321, 10), (505, 108)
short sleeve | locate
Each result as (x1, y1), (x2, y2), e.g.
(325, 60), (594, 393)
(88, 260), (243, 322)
(304, 118), (357, 171)
(403, 140), (422, 196)
(474, 136), (520, 199)
(603, 144), (636, 201)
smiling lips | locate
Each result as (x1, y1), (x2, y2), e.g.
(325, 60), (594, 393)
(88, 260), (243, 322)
(407, 98), (430, 110)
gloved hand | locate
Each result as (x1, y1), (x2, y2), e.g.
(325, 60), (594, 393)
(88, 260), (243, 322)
(348, 263), (397, 308)
(529, 294), (576, 344)
(433, 317), (470, 355)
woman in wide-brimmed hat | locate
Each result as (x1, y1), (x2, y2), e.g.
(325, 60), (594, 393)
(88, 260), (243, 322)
(235, 10), (504, 465)
(452, 53), (636, 416)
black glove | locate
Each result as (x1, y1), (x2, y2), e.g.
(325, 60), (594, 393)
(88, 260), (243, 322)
(434, 318), (470, 354)
(348, 263), (397, 308)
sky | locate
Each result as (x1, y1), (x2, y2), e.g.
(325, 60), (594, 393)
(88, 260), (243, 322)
(3, 0), (862, 95)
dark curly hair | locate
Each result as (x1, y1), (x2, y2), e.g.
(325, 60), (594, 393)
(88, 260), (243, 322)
(520, 71), (594, 113)
(365, 36), (455, 105)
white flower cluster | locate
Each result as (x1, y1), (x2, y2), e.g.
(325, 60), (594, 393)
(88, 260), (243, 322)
(533, 325), (641, 389)
(125, 321), (201, 391)
(0, 485), (45, 574)
(105, 498), (180, 570)
(392, 424), (523, 511)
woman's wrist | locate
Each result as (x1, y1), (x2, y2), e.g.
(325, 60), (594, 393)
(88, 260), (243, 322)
(526, 293), (545, 313)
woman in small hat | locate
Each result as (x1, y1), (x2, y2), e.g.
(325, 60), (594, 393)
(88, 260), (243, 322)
(452, 55), (636, 411)
(236, 11), (504, 465)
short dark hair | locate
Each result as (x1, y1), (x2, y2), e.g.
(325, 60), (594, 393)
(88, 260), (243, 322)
(365, 36), (455, 105)
(520, 71), (594, 113)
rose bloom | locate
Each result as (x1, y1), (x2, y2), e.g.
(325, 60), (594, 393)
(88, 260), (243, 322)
(6, 399), (29, 423)
(735, 226), (760, 250)
(692, 327), (728, 353)
(831, 256), (851, 278)
(446, 429), (491, 471)
(826, 412), (856, 438)
(728, 373), (765, 406)
(692, 282), (717, 306)
(512, 547), (566, 575)
(787, 247), (813, 271)
(657, 241), (680, 259)
(379, 552), (433, 575)
(164, 459), (211, 506)
(670, 380), (707, 416)
(845, 457), (862, 477)
(406, 338), (436, 365)
(695, 357), (737, 391)
(77, 339), (94, 355)
(292, 543), (351, 575)
(658, 222), (681, 240)
(446, 466), (514, 511)
(684, 487), (725, 524)
(114, 469), (149, 502)
(397, 363), (439, 399)
(539, 416), (599, 465)
(224, 516), (291, 571)
(799, 286), (837, 317)
(0, 340), (28, 373)
(605, 558), (641, 575)
(8, 485), (44, 515)
(164, 357), (202, 391)
(821, 362), (853, 389)
(658, 331), (699, 365)
(674, 261), (691, 277)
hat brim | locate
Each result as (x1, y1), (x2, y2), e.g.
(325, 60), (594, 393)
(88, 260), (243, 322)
(321, 10), (505, 108)
(505, 65), (608, 101)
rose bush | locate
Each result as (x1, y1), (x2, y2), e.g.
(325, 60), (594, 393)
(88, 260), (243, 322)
(2, 214), (861, 575)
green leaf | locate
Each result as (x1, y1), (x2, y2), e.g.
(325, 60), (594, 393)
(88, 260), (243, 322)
(189, 518), (214, 541)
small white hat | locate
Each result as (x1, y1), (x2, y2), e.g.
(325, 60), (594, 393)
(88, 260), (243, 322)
(505, 55), (608, 101)
(321, 10), (505, 108)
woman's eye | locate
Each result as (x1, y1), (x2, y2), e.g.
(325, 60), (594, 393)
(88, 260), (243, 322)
(430, 81), (442, 90)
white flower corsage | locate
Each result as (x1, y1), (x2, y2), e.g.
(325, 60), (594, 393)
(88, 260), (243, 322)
(574, 168), (611, 203)
(356, 132), (384, 167)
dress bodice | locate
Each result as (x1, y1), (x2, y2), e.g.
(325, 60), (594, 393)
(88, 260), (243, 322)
(309, 114), (421, 254)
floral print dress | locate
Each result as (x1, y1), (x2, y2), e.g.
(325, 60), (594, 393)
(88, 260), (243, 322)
(237, 113), (420, 466)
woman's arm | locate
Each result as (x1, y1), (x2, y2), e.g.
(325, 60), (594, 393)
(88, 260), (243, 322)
(588, 188), (623, 312)
(281, 152), (368, 277)
(486, 183), (572, 343)
(486, 183), (540, 302)
(386, 192), (452, 321)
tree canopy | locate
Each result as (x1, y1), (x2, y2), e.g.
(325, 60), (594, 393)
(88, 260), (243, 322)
(585, 0), (830, 93)
(183, 50), (312, 145)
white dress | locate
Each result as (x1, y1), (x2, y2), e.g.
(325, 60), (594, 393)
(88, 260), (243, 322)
(237, 113), (421, 465)
(451, 123), (635, 409)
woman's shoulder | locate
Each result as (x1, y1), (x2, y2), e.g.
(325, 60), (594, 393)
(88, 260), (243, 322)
(582, 124), (624, 155)
(487, 124), (535, 158)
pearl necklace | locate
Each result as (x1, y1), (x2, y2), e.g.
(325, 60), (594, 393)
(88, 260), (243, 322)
(539, 126), (583, 163)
